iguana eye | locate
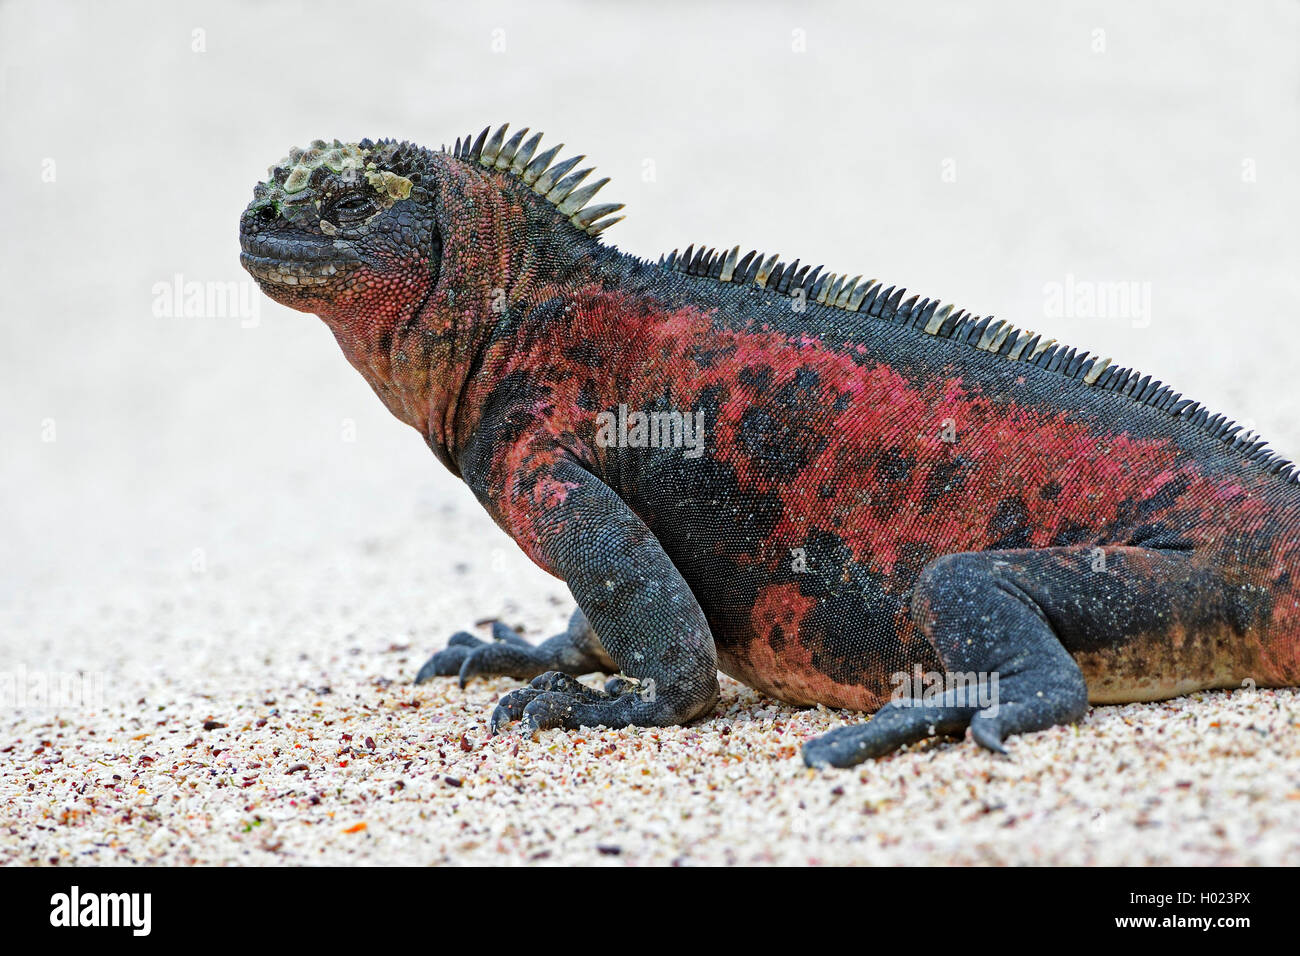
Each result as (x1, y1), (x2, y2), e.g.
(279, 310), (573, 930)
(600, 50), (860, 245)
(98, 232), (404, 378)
(327, 192), (377, 224)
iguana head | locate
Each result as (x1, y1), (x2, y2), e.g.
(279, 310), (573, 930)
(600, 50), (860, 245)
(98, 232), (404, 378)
(238, 125), (625, 453)
(238, 138), (437, 320)
(239, 127), (625, 323)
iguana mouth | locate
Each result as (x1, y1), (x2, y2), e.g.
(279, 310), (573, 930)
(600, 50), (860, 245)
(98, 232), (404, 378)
(239, 251), (345, 287)
(239, 233), (358, 288)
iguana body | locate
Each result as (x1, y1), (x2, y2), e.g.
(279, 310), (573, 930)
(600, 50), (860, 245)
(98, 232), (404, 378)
(239, 124), (1300, 767)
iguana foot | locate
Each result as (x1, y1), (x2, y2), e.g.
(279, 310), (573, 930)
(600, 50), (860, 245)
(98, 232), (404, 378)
(801, 663), (1083, 768)
(490, 671), (649, 734)
(414, 621), (527, 683)
(414, 608), (616, 688)
(802, 700), (973, 768)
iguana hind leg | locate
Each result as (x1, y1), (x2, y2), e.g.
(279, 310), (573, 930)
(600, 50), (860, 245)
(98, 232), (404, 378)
(414, 609), (615, 688)
(804, 545), (1258, 768)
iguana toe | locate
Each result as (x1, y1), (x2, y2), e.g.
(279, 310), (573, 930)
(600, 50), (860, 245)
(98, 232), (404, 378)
(490, 687), (545, 734)
(969, 714), (1010, 754)
(414, 633), (480, 683)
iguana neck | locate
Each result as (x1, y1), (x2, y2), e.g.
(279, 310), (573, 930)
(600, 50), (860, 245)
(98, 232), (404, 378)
(321, 217), (629, 477)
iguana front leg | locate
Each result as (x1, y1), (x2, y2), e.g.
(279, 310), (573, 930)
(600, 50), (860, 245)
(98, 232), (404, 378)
(472, 457), (721, 733)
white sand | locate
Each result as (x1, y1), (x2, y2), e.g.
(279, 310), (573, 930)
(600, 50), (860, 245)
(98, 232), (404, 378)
(2, 1), (1299, 865)
(4, 584), (1300, 866)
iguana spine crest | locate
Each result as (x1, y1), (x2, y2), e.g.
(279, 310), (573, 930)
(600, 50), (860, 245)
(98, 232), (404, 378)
(659, 241), (1298, 483)
(450, 123), (625, 236)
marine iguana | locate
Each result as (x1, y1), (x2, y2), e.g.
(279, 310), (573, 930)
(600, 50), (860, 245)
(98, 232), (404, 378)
(238, 124), (1300, 768)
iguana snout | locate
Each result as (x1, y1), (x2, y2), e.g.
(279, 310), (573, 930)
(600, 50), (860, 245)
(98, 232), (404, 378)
(238, 137), (436, 315)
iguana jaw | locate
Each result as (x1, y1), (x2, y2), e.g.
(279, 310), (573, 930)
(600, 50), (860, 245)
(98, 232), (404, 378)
(238, 237), (357, 292)
(237, 208), (395, 316)
(237, 226), (372, 315)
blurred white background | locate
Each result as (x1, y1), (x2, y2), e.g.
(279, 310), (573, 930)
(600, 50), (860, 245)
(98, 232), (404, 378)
(2, 1), (1297, 678)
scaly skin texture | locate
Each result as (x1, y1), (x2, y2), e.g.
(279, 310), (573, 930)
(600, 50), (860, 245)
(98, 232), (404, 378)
(240, 127), (1300, 768)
